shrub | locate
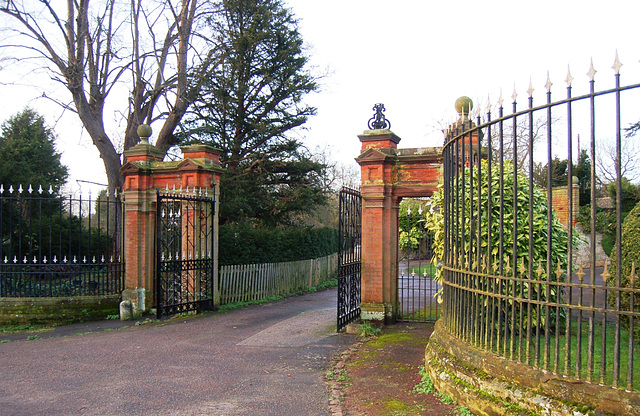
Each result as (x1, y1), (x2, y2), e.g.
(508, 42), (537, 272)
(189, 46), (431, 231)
(609, 200), (640, 339)
(218, 223), (337, 266)
(425, 160), (576, 334)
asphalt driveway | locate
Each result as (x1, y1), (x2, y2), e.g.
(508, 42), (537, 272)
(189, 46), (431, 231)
(0, 288), (355, 416)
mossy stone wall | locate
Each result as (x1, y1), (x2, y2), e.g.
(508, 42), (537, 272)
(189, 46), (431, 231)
(0, 295), (120, 325)
(425, 320), (640, 416)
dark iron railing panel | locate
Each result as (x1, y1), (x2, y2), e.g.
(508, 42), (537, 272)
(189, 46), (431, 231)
(156, 189), (215, 319)
(398, 202), (441, 322)
(0, 185), (124, 297)
(441, 60), (640, 392)
(337, 187), (361, 331)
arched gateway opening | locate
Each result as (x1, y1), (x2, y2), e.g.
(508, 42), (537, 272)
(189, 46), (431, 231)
(355, 128), (443, 324)
(336, 103), (451, 330)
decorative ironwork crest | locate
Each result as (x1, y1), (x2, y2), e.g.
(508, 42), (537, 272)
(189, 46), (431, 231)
(367, 103), (390, 129)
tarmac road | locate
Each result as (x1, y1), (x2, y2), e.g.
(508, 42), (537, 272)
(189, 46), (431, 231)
(0, 288), (355, 416)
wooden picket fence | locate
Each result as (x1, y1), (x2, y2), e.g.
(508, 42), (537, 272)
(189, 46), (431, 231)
(219, 253), (338, 305)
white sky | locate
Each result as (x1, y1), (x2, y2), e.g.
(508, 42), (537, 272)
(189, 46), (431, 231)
(1, 0), (640, 193)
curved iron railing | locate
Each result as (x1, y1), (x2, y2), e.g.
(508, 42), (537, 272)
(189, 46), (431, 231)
(441, 61), (640, 391)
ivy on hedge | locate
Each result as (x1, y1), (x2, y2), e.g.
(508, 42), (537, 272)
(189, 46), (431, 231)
(218, 223), (338, 266)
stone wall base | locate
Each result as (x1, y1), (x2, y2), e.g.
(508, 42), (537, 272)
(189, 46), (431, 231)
(122, 288), (153, 313)
(0, 295), (121, 325)
(425, 320), (640, 416)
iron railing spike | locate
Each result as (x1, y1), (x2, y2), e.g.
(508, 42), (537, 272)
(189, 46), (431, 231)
(565, 65), (574, 87)
(498, 89), (504, 107)
(38, 185), (43, 194)
(0, 184), (3, 193)
(63, 256), (67, 264)
(8, 185), (13, 194)
(511, 84), (517, 103)
(527, 77), (534, 97)
(28, 184), (33, 194)
(53, 255), (57, 263)
(92, 256), (96, 264)
(23, 256), (27, 263)
(43, 256), (47, 264)
(48, 185), (53, 194)
(545, 71), (553, 92)
(185, 186), (189, 194)
(101, 255), (105, 263)
(486, 95), (491, 112)
(587, 57), (597, 81)
(612, 50), (622, 75)
(13, 256), (17, 263)
(32, 256), (37, 264)
(73, 256), (77, 264)
(2, 256), (7, 264)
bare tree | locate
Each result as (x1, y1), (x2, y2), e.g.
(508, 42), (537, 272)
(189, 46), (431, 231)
(0, 0), (218, 192)
(596, 134), (640, 186)
(487, 113), (551, 172)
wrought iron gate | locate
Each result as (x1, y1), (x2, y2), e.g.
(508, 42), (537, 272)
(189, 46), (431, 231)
(397, 201), (441, 322)
(156, 189), (215, 319)
(337, 187), (362, 332)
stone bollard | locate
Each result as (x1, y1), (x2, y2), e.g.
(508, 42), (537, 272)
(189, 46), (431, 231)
(119, 300), (133, 321)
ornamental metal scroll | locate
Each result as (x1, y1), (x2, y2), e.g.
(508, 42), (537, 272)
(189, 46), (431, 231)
(367, 103), (391, 129)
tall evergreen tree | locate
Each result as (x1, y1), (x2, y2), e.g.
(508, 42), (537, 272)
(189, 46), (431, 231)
(180, 0), (325, 225)
(0, 108), (68, 189)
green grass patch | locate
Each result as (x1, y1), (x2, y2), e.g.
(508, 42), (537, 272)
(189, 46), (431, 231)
(368, 332), (416, 349)
(404, 264), (437, 278)
(0, 323), (55, 333)
(489, 318), (640, 391)
(398, 307), (440, 322)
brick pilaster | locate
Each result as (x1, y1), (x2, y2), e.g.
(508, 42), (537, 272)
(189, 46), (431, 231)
(121, 141), (223, 312)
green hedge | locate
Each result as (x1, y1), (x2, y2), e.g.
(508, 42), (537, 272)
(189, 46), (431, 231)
(218, 223), (338, 266)
(610, 200), (640, 339)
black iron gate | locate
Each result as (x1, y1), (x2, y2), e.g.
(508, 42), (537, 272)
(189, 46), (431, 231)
(156, 189), (215, 319)
(337, 187), (362, 332)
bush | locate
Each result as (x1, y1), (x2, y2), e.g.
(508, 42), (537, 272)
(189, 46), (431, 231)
(218, 223), (337, 266)
(610, 200), (640, 339)
(425, 160), (576, 334)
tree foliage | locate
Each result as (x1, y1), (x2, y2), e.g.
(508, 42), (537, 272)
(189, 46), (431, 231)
(180, 0), (325, 225)
(219, 223), (337, 265)
(574, 149), (592, 206)
(532, 157), (568, 189)
(0, 0), (217, 191)
(0, 108), (68, 189)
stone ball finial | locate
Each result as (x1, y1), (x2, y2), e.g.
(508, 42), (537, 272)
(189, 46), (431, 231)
(137, 124), (152, 144)
(455, 96), (473, 117)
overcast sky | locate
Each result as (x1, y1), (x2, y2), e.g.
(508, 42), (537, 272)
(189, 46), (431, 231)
(1, 0), (639, 192)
